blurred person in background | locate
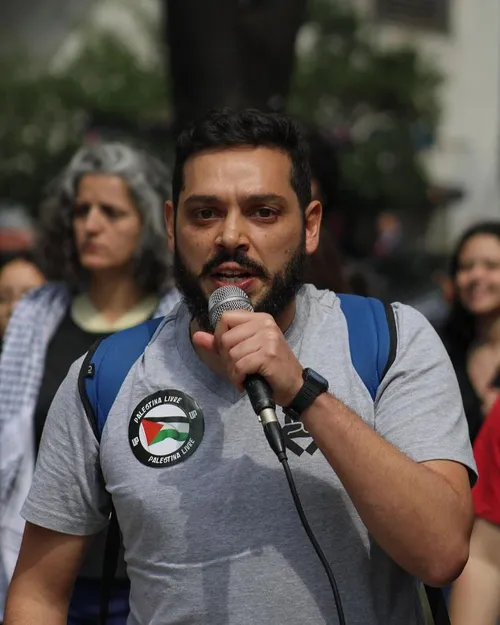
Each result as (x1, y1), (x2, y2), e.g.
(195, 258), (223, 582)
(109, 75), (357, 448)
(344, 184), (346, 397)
(440, 222), (500, 444)
(0, 254), (45, 343)
(373, 211), (403, 259)
(450, 391), (500, 624)
(447, 223), (500, 623)
(304, 128), (350, 293)
(0, 204), (38, 264)
(305, 127), (379, 297)
(0, 143), (180, 624)
(303, 225), (347, 292)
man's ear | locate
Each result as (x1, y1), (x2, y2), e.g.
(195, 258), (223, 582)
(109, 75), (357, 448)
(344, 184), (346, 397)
(165, 201), (175, 253)
(304, 200), (322, 256)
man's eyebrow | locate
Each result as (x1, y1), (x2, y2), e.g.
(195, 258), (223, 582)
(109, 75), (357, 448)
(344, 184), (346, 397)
(184, 193), (286, 204)
(183, 193), (288, 207)
(240, 193), (287, 204)
(183, 194), (221, 206)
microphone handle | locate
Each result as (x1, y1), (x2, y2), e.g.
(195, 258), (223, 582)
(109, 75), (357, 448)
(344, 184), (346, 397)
(244, 374), (287, 461)
(244, 374), (275, 415)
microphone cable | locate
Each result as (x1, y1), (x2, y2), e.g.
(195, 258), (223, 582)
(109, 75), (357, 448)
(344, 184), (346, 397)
(207, 286), (346, 622)
(264, 421), (347, 625)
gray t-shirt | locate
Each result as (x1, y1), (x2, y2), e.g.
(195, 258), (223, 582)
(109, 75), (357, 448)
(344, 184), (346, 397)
(23, 285), (476, 625)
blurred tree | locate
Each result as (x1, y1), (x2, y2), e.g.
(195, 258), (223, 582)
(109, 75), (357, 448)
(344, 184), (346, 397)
(165, 0), (307, 133)
(0, 0), (442, 244)
(289, 0), (443, 253)
(0, 31), (169, 215)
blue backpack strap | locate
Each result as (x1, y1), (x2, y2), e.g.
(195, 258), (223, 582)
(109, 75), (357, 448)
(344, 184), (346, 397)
(337, 294), (397, 400)
(76, 317), (164, 625)
(78, 317), (164, 440)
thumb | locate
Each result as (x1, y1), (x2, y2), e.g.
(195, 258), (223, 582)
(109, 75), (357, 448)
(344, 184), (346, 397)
(192, 331), (216, 353)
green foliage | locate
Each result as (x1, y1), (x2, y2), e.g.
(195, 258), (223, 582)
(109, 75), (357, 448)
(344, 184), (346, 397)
(0, 31), (169, 214)
(289, 0), (443, 214)
(0, 0), (442, 221)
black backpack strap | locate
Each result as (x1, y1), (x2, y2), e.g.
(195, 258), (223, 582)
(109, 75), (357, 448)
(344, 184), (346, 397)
(78, 344), (122, 625)
(381, 302), (397, 380)
(99, 507), (121, 625)
(78, 339), (106, 440)
(425, 584), (451, 625)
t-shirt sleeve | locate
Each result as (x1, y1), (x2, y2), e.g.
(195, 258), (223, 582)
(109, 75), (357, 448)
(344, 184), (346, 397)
(21, 356), (111, 535)
(375, 302), (477, 483)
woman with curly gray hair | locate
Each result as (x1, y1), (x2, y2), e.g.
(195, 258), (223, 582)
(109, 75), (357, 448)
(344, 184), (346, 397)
(0, 142), (180, 625)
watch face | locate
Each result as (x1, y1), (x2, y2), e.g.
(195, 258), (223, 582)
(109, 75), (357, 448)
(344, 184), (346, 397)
(305, 368), (329, 390)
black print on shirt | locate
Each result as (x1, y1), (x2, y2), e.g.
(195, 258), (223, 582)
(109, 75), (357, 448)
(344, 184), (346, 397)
(281, 414), (318, 457)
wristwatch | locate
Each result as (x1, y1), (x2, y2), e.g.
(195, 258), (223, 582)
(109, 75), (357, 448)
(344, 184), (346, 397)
(283, 368), (329, 421)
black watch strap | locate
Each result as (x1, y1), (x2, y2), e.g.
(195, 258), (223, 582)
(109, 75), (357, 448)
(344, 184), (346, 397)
(283, 368), (328, 421)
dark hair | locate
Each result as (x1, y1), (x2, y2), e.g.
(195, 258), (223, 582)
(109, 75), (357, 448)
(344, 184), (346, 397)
(37, 142), (173, 294)
(0, 251), (44, 273)
(307, 128), (340, 213)
(303, 227), (348, 292)
(442, 221), (500, 354)
(172, 108), (312, 211)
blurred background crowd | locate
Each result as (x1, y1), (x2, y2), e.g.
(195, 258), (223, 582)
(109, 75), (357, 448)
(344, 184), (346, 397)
(2, 0), (500, 624)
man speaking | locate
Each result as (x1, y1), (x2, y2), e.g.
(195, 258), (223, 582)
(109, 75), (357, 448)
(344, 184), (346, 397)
(5, 109), (474, 624)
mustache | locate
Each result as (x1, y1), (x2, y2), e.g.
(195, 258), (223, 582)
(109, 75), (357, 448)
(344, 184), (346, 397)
(200, 249), (270, 279)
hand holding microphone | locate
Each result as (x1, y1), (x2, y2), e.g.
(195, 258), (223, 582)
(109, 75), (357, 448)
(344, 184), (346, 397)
(192, 285), (303, 459)
(192, 285), (303, 408)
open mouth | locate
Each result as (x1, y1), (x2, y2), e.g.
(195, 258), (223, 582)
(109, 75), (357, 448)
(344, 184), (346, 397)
(210, 263), (260, 284)
(211, 271), (256, 283)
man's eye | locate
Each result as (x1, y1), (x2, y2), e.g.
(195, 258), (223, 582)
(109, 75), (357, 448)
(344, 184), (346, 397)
(196, 208), (216, 220)
(254, 207), (277, 219)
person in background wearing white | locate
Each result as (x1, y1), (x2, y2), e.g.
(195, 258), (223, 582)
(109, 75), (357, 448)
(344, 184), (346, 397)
(0, 142), (180, 624)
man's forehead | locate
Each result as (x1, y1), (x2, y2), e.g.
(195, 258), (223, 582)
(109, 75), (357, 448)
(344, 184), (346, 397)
(181, 146), (294, 197)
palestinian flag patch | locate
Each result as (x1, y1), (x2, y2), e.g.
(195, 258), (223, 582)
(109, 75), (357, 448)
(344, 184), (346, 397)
(129, 390), (204, 468)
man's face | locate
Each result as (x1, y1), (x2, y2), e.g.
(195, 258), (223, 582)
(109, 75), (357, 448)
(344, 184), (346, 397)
(166, 146), (321, 331)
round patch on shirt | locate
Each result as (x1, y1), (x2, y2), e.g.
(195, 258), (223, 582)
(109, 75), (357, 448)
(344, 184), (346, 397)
(128, 390), (204, 468)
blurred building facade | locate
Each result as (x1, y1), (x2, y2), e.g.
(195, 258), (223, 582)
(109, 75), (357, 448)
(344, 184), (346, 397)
(356, 0), (500, 250)
(0, 0), (160, 69)
(49, 0), (161, 72)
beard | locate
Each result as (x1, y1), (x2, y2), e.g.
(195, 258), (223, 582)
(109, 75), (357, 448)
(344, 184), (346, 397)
(174, 240), (306, 332)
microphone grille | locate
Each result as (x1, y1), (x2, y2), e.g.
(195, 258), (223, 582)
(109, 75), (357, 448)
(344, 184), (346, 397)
(208, 285), (254, 330)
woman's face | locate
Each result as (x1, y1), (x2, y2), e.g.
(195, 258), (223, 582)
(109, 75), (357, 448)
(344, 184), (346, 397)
(455, 233), (500, 316)
(0, 259), (45, 337)
(72, 174), (143, 276)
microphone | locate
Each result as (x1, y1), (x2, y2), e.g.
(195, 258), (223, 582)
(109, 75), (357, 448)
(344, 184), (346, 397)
(208, 285), (287, 460)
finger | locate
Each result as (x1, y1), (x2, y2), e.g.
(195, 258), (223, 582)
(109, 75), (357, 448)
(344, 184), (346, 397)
(217, 320), (262, 353)
(219, 310), (255, 327)
(230, 350), (266, 389)
(192, 331), (217, 353)
(218, 309), (255, 331)
(227, 335), (262, 367)
(215, 312), (276, 350)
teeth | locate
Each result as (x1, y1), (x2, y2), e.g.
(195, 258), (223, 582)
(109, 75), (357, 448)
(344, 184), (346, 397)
(216, 274), (249, 282)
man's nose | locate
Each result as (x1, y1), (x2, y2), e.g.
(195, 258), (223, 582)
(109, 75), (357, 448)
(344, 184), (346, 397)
(216, 211), (250, 252)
